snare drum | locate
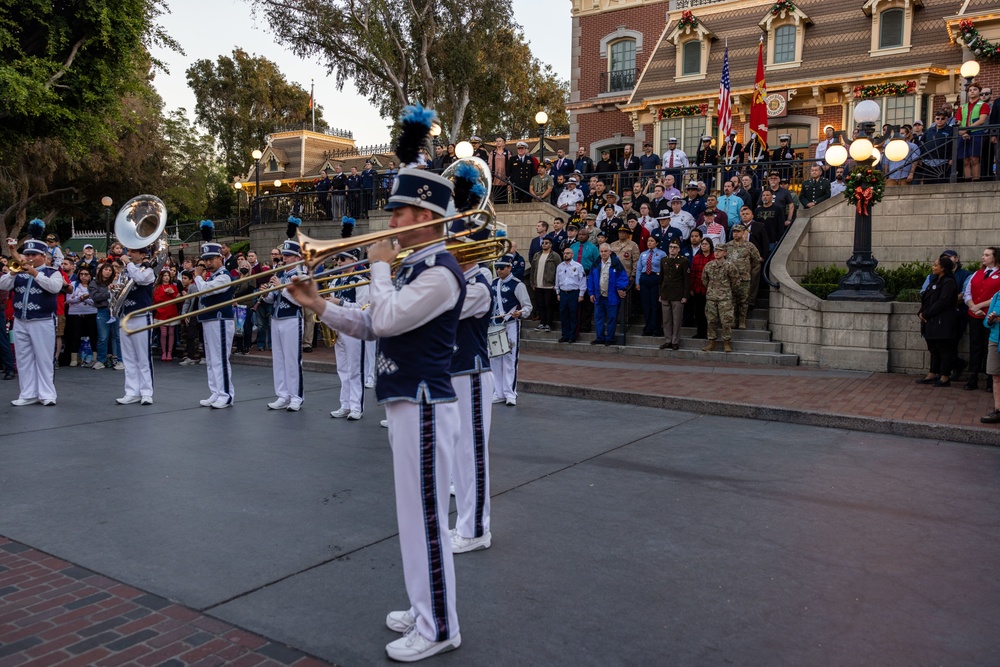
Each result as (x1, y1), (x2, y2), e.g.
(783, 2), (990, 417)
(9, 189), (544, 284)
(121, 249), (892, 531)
(487, 324), (512, 358)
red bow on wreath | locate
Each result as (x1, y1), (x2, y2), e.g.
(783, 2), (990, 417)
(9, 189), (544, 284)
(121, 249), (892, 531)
(854, 186), (874, 215)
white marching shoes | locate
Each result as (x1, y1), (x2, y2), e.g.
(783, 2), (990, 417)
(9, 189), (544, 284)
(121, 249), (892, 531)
(385, 626), (461, 663)
(451, 531), (491, 554)
(268, 398), (290, 410)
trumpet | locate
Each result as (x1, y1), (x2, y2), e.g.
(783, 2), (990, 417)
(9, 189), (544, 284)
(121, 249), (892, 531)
(7, 259), (24, 273)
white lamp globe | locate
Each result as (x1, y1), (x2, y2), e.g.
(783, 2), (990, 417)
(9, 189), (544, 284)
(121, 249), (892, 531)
(853, 100), (881, 125)
(884, 138), (910, 162)
(252, 149), (263, 160)
(825, 144), (848, 167)
(273, 180), (282, 187)
(870, 147), (881, 164)
(234, 181), (243, 190)
(455, 141), (474, 159)
(960, 60), (980, 79)
(535, 111), (549, 126)
(430, 122), (442, 137)
(101, 196), (113, 207)
(849, 137), (874, 161)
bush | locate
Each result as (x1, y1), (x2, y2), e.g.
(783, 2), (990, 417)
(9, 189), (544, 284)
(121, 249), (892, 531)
(875, 261), (931, 297)
(230, 240), (250, 256)
(896, 288), (922, 302)
(800, 261), (932, 300)
(802, 265), (847, 285)
(802, 283), (841, 299)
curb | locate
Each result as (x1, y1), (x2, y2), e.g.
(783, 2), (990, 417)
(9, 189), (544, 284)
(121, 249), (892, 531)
(518, 380), (999, 447)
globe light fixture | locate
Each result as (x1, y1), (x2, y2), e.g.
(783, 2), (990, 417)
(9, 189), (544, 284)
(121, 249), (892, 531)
(252, 149), (263, 160)
(274, 180), (282, 188)
(234, 181), (242, 190)
(101, 196), (113, 208)
(870, 147), (881, 165)
(853, 99), (881, 125)
(883, 134), (910, 162)
(849, 137), (874, 162)
(960, 60), (980, 80)
(535, 111), (549, 126)
(430, 122), (442, 137)
(825, 144), (848, 167)
(455, 141), (474, 159)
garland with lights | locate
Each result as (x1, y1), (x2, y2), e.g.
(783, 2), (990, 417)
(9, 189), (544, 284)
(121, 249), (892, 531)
(844, 164), (886, 215)
(677, 10), (699, 30)
(957, 19), (1000, 60)
(852, 81), (916, 100)
(657, 105), (708, 120)
(771, 0), (796, 15)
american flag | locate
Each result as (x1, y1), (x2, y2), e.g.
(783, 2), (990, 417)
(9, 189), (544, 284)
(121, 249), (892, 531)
(718, 44), (732, 140)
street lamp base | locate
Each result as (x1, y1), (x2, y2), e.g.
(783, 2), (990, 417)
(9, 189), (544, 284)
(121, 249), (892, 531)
(826, 289), (892, 302)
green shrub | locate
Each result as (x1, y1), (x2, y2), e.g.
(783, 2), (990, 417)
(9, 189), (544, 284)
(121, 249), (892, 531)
(802, 265), (847, 285)
(802, 283), (841, 299)
(230, 240), (250, 256)
(800, 261), (933, 300)
(875, 261), (931, 297)
(895, 288), (922, 302)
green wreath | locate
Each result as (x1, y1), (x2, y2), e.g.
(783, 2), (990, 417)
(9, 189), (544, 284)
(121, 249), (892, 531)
(844, 165), (886, 213)
(958, 20), (1000, 61)
(771, 0), (796, 15)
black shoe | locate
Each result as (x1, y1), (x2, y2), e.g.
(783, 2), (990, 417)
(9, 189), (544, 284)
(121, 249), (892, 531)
(590, 340), (602, 345)
(658, 342), (671, 350)
(3, 372), (13, 381)
(963, 380), (979, 390)
(558, 337), (568, 343)
(604, 341), (613, 346)
(672, 343), (679, 350)
(980, 409), (1000, 424)
(933, 380), (951, 388)
(916, 377), (939, 385)
(303, 347), (313, 353)
(568, 338), (576, 343)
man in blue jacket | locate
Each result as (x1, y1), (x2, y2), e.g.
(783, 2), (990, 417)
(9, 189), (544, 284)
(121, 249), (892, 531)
(587, 243), (629, 345)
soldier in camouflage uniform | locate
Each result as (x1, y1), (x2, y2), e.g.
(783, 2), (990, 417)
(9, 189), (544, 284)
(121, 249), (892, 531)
(701, 245), (740, 353)
(722, 223), (762, 329)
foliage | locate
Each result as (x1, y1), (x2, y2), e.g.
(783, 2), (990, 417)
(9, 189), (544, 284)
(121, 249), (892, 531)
(844, 165), (886, 211)
(657, 105), (708, 120)
(229, 240), (250, 256)
(852, 81), (916, 100)
(895, 289), (922, 303)
(957, 20), (1000, 61)
(252, 0), (568, 143)
(770, 1), (796, 15)
(800, 262), (933, 299)
(677, 11), (698, 30)
(186, 49), (325, 180)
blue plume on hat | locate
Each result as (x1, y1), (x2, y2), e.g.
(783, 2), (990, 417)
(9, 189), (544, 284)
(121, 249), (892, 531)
(27, 219), (45, 239)
(395, 104), (437, 166)
(341, 216), (355, 225)
(286, 215), (301, 240)
(451, 161), (482, 213)
(200, 219), (214, 243)
(341, 216), (356, 239)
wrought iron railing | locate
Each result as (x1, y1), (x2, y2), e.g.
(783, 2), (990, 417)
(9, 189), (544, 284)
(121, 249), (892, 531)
(599, 68), (639, 95)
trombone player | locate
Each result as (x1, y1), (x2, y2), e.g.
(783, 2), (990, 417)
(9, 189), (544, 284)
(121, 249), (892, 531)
(188, 227), (237, 409)
(115, 245), (156, 405)
(286, 163), (465, 662)
(2, 238), (63, 406)
(263, 239), (306, 412)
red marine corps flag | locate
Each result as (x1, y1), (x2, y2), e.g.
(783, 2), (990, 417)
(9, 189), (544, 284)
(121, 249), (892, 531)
(749, 37), (768, 160)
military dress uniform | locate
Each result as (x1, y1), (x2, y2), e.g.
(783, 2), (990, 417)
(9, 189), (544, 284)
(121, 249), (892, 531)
(189, 243), (236, 408)
(609, 236), (640, 286)
(720, 134), (744, 183)
(116, 256), (156, 405)
(702, 256), (741, 351)
(264, 241), (305, 411)
(330, 258), (369, 420)
(769, 136), (796, 181)
(450, 265), (495, 553)
(696, 139), (719, 193)
(490, 258), (532, 405)
(722, 231), (762, 329)
(0, 240), (63, 406)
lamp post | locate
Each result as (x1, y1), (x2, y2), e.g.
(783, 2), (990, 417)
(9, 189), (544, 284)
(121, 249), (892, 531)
(535, 111), (549, 165)
(101, 196), (113, 255)
(824, 99), (908, 301)
(251, 149), (263, 227)
(961, 59), (981, 104)
(234, 181), (243, 230)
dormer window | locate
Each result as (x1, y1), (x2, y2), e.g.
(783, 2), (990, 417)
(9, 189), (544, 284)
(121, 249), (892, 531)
(667, 12), (715, 82)
(268, 156), (278, 171)
(864, 0), (921, 56)
(759, 3), (811, 71)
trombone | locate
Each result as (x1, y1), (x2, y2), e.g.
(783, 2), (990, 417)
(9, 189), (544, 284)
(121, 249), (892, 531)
(120, 209), (499, 334)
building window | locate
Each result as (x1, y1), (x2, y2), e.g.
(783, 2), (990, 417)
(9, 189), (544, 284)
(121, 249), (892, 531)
(659, 117), (707, 159)
(681, 41), (701, 77)
(607, 39), (637, 94)
(879, 9), (904, 49)
(852, 96), (916, 128)
(773, 26), (796, 64)
(767, 126), (810, 151)
(268, 156), (278, 172)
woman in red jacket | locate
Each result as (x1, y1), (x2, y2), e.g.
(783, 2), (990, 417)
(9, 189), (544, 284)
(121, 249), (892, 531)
(152, 270), (179, 361)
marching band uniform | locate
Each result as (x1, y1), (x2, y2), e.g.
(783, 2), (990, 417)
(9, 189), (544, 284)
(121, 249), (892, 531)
(116, 250), (156, 405)
(330, 253), (369, 420)
(490, 256), (532, 406)
(264, 240), (305, 411)
(450, 264), (495, 553)
(304, 165), (465, 661)
(189, 242), (236, 409)
(1, 240), (62, 406)
(720, 132), (744, 183)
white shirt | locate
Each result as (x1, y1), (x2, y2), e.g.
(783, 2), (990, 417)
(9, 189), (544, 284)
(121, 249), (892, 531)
(460, 266), (492, 319)
(830, 180), (846, 197)
(599, 259), (611, 297)
(67, 282), (97, 315)
(494, 275), (532, 320)
(639, 215), (658, 234)
(557, 187), (584, 210)
(315, 242), (462, 341)
(189, 267), (232, 297)
(815, 139), (832, 166)
(0, 265), (65, 295)
(668, 210), (697, 240)
(125, 261), (155, 287)
(555, 260), (587, 293)
(661, 149), (689, 171)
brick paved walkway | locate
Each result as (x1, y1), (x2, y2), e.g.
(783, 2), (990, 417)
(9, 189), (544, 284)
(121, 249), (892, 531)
(0, 538), (334, 667)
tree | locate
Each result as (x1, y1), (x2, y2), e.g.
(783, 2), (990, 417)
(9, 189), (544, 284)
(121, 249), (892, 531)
(253, 0), (569, 143)
(186, 50), (327, 180)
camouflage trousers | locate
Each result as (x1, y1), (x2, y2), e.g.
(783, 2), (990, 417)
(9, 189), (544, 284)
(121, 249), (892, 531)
(706, 297), (735, 341)
(733, 280), (751, 322)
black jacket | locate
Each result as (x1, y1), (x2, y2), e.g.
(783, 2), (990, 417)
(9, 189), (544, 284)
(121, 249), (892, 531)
(919, 274), (958, 340)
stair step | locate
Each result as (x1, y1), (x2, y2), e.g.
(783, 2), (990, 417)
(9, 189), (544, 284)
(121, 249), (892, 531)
(520, 339), (799, 366)
(522, 330), (777, 349)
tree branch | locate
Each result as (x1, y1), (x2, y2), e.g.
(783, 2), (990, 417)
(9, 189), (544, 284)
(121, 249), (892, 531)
(46, 37), (87, 89)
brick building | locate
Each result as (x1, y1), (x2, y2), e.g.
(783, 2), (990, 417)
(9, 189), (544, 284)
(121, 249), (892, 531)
(569, 0), (1000, 166)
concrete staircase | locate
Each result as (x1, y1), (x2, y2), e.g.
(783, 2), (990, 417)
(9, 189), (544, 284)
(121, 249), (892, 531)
(519, 292), (799, 366)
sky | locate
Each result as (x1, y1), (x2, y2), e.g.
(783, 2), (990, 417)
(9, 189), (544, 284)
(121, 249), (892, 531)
(149, 0), (572, 146)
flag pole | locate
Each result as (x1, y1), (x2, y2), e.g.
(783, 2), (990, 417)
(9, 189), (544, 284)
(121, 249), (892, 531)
(311, 79), (315, 132)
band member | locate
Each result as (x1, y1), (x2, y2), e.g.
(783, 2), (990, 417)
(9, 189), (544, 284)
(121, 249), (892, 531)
(329, 250), (369, 420)
(2, 238), (62, 406)
(287, 107), (464, 662)
(115, 245), (156, 405)
(489, 255), (532, 406)
(188, 221), (236, 409)
(264, 239), (305, 411)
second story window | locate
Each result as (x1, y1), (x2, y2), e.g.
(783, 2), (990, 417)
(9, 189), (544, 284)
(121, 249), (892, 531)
(758, 4), (811, 71)
(667, 13), (714, 81)
(864, 0), (920, 56)
(682, 40), (701, 76)
(609, 39), (637, 93)
(879, 8), (904, 48)
(268, 156), (278, 172)
(773, 25), (796, 64)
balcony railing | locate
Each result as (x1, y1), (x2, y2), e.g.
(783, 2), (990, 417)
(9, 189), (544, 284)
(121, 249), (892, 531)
(599, 68), (639, 95)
